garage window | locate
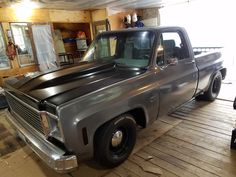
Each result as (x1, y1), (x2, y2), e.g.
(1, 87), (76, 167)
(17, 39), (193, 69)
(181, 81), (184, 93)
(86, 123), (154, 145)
(11, 23), (35, 67)
(0, 25), (10, 70)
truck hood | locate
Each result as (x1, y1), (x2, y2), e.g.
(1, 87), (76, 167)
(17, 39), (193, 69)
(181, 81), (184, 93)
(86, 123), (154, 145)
(5, 61), (145, 107)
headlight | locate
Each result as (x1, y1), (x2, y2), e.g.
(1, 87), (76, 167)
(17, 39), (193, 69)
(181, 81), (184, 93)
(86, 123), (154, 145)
(40, 112), (50, 136)
(40, 111), (64, 142)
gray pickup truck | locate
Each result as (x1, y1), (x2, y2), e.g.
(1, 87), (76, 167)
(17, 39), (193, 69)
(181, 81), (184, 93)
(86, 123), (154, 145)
(4, 27), (226, 173)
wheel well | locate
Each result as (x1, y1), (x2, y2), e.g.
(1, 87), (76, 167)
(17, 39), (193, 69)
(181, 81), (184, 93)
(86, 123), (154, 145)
(220, 68), (226, 80)
(205, 70), (224, 92)
(94, 108), (147, 145)
(127, 108), (146, 128)
(93, 108), (146, 156)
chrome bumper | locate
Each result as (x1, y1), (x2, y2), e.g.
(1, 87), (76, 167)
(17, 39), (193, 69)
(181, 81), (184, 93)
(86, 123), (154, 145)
(5, 110), (78, 173)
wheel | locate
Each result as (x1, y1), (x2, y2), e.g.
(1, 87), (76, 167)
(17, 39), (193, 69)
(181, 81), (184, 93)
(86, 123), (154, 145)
(94, 114), (136, 168)
(196, 71), (222, 101)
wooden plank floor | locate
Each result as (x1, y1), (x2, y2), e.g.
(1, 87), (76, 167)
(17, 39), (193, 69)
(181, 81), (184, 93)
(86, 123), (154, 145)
(0, 97), (236, 177)
(0, 110), (181, 177)
(104, 99), (236, 177)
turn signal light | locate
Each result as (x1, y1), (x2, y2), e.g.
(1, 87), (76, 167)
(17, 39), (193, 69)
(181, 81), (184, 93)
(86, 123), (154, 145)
(40, 112), (50, 137)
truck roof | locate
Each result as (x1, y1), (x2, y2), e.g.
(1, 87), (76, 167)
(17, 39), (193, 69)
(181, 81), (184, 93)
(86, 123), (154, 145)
(101, 26), (185, 34)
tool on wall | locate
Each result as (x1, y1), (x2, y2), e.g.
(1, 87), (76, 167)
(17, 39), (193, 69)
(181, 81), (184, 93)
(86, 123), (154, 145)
(6, 39), (17, 60)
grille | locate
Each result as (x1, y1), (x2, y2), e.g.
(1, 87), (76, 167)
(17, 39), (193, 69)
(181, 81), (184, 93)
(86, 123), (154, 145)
(6, 92), (44, 134)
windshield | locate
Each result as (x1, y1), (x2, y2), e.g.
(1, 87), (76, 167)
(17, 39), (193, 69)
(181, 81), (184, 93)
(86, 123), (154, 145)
(82, 31), (155, 68)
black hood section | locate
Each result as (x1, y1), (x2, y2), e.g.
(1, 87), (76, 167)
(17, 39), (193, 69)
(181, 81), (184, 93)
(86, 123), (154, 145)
(5, 61), (145, 109)
(16, 61), (114, 91)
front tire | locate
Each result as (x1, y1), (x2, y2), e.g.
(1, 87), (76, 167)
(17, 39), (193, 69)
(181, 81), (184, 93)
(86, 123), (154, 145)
(197, 71), (222, 101)
(94, 114), (136, 168)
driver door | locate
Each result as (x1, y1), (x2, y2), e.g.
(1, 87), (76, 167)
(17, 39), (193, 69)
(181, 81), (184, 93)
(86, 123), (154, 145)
(156, 31), (198, 116)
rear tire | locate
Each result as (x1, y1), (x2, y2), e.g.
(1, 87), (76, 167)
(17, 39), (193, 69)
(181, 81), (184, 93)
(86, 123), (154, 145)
(94, 114), (136, 168)
(196, 71), (222, 101)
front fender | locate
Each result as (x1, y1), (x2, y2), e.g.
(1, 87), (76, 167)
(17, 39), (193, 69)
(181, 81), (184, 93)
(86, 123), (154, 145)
(57, 72), (160, 160)
(58, 88), (159, 160)
(59, 96), (158, 160)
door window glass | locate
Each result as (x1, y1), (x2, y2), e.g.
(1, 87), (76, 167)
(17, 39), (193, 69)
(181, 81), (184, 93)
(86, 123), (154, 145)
(11, 23), (35, 67)
(157, 32), (189, 66)
(0, 25), (10, 70)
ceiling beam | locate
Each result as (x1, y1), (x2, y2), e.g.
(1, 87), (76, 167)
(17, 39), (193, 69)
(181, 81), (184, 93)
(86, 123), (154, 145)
(1, 0), (168, 10)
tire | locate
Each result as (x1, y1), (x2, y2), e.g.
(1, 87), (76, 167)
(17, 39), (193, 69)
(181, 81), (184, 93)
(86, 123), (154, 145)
(197, 71), (222, 101)
(94, 114), (136, 168)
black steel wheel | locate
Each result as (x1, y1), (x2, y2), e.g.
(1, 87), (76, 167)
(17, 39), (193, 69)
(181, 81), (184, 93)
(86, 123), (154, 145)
(94, 114), (136, 168)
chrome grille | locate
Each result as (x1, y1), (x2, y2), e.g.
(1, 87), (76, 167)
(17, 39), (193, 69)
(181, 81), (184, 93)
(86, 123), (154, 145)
(5, 92), (44, 134)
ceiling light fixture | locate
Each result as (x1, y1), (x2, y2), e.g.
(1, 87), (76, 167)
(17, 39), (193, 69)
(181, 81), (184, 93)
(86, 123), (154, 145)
(12, 0), (39, 20)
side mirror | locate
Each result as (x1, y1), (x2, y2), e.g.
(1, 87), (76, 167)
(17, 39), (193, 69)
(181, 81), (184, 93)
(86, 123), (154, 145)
(156, 46), (165, 66)
(167, 57), (178, 66)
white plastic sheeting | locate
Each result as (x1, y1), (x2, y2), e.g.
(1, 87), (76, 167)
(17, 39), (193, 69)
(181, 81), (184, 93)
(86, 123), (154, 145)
(0, 26), (10, 70)
(32, 24), (57, 71)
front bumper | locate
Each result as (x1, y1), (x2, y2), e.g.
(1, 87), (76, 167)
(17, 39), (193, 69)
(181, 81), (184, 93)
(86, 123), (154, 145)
(5, 110), (78, 173)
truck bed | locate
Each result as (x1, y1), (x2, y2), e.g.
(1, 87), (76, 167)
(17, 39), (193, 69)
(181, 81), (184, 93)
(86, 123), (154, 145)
(193, 47), (222, 56)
